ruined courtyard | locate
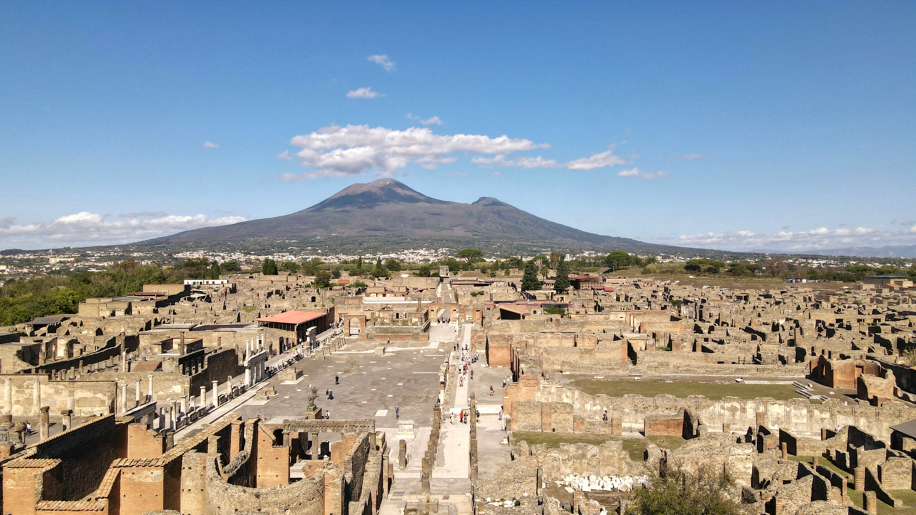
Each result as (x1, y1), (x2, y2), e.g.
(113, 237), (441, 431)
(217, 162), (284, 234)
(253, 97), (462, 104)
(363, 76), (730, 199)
(0, 268), (914, 515)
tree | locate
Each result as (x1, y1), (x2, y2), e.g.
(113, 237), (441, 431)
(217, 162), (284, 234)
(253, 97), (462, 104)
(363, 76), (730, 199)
(300, 258), (323, 276)
(384, 258), (402, 272)
(220, 261), (241, 274)
(727, 263), (749, 277)
(279, 261), (300, 273)
(605, 250), (631, 271)
(457, 248), (484, 264)
(209, 261), (221, 279)
(630, 466), (744, 515)
(521, 261), (542, 291)
(766, 257), (788, 278)
(261, 259), (278, 276)
(548, 251), (563, 269)
(554, 258), (570, 293)
(417, 264), (431, 277)
(314, 270), (332, 288)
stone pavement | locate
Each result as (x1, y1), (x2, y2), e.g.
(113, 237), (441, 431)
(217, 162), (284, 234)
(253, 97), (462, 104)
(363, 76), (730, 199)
(380, 323), (478, 515)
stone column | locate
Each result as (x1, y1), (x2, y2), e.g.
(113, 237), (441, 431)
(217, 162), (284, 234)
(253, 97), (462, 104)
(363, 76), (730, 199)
(226, 376), (233, 398)
(212, 381), (219, 407)
(39, 406), (50, 440)
(3, 378), (11, 415)
(311, 432), (320, 459)
(135, 379), (142, 406)
(121, 350), (127, 372)
(148, 375), (154, 402)
(169, 403), (177, 430)
(398, 439), (407, 469)
(32, 380), (41, 416)
(67, 395), (74, 412)
(421, 455), (431, 495)
(180, 395), (187, 415)
(61, 409), (72, 431)
(200, 386), (207, 409)
(120, 383), (128, 413)
(780, 441), (788, 459)
(245, 367), (251, 387)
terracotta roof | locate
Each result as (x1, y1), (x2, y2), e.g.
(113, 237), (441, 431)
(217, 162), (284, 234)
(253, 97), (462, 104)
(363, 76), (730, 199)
(257, 311), (326, 325)
(499, 305), (529, 315)
(132, 360), (161, 373)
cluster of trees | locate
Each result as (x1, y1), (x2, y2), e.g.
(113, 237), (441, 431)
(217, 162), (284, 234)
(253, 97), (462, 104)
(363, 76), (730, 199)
(605, 250), (655, 270)
(0, 258), (219, 326)
(630, 466), (745, 515)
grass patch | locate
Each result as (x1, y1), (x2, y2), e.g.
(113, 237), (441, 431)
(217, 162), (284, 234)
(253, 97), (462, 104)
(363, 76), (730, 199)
(242, 305), (257, 313)
(513, 431), (685, 462)
(787, 455), (849, 476)
(847, 488), (916, 515)
(572, 379), (801, 401)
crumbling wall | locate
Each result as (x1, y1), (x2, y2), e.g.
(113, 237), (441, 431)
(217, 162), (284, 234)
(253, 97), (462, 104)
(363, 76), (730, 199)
(527, 380), (916, 441)
(204, 456), (324, 515)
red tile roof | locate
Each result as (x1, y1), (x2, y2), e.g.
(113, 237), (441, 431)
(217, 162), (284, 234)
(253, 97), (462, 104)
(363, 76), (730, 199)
(257, 311), (325, 325)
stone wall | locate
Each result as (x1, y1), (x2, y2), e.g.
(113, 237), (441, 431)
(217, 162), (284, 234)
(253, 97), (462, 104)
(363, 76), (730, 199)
(204, 455), (325, 515)
(519, 379), (916, 441)
(0, 376), (117, 416)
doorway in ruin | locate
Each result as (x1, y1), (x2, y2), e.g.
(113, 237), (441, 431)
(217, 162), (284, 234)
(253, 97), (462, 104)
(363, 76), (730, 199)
(349, 318), (361, 336)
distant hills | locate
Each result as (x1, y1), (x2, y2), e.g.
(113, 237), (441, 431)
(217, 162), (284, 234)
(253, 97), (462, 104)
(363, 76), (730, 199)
(804, 245), (916, 259)
(142, 179), (698, 255)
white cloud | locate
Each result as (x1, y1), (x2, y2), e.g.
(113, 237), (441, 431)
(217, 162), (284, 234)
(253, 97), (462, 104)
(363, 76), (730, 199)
(203, 141), (219, 148)
(277, 150), (293, 161)
(682, 153), (713, 160)
(0, 212), (246, 249)
(346, 87), (383, 99)
(278, 125), (634, 179)
(676, 226), (916, 252)
(0, 216), (14, 229)
(407, 113), (444, 125)
(567, 145), (628, 170)
(367, 54), (395, 72)
(616, 168), (669, 180)
(281, 124), (547, 180)
(472, 155), (561, 169)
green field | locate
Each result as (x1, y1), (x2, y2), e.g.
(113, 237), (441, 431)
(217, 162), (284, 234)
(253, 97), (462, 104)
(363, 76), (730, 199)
(513, 431), (685, 461)
(571, 379), (801, 401)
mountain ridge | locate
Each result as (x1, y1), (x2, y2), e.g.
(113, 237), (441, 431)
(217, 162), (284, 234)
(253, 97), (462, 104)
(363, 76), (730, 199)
(140, 179), (698, 254)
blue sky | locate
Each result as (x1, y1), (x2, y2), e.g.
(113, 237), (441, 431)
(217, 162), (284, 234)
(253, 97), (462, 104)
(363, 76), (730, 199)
(1, 1), (914, 252)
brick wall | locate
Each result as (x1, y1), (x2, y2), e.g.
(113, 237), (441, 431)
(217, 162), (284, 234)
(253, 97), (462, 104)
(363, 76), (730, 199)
(254, 425), (289, 488)
(643, 415), (683, 436)
(125, 425), (165, 459)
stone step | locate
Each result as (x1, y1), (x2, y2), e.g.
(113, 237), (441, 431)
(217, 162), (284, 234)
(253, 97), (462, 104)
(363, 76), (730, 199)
(430, 477), (473, 495)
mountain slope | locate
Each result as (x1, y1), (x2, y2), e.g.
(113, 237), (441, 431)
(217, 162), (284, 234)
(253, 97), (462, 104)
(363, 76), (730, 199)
(142, 179), (682, 252)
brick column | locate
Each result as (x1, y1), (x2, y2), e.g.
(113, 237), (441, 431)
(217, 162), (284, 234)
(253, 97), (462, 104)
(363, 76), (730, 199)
(864, 491), (877, 515)
(855, 467), (865, 491)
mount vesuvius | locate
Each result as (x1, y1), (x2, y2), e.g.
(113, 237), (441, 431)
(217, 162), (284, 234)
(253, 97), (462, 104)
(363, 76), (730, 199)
(141, 179), (683, 253)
